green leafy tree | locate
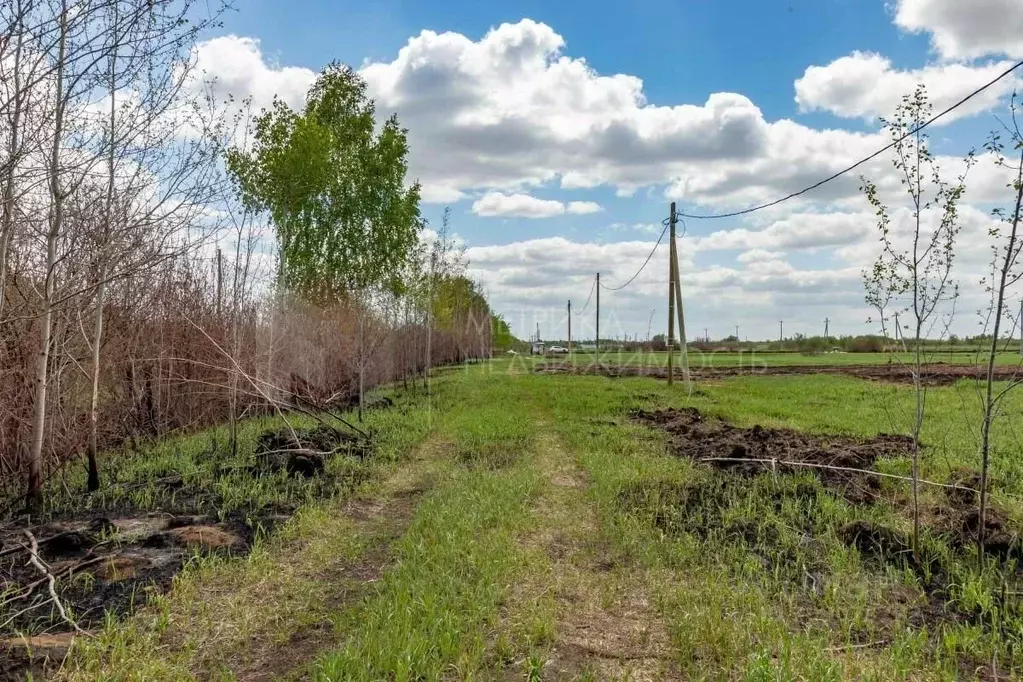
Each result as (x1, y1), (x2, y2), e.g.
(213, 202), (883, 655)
(227, 64), (421, 301)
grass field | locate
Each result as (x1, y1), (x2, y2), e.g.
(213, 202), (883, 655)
(516, 349), (1023, 368)
(11, 360), (1023, 680)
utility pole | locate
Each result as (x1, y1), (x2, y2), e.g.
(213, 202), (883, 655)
(779, 320), (784, 344)
(1019, 299), (1022, 357)
(669, 202), (691, 393)
(705, 327), (709, 343)
(667, 207), (676, 387)
(735, 325), (739, 341)
(595, 272), (600, 355)
(567, 300), (572, 360)
(824, 317), (830, 339)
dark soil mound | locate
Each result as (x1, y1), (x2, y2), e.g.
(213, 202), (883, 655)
(631, 407), (913, 503)
(838, 520), (911, 559)
(254, 423), (371, 476)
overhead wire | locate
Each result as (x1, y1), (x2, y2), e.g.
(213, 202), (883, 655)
(573, 274), (597, 316)
(599, 218), (670, 291)
(675, 58), (1023, 220)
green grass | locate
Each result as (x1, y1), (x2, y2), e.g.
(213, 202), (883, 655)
(504, 349), (1023, 369)
(20, 387), (435, 523)
(313, 373), (544, 681)
(44, 360), (1023, 680)
(527, 370), (1023, 679)
(54, 387), (444, 681)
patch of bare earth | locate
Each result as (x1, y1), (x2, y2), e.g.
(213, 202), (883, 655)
(506, 431), (679, 681)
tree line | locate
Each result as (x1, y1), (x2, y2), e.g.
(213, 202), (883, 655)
(0, 1), (504, 510)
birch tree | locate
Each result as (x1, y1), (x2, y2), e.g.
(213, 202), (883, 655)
(861, 85), (972, 557)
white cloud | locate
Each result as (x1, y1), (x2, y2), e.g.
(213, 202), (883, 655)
(610, 222), (661, 234)
(567, 201), (603, 214)
(192, 24), (931, 212)
(795, 52), (1018, 123)
(182, 21), (1018, 340)
(191, 35), (315, 113)
(357, 19), (893, 208)
(737, 249), (786, 263)
(465, 235), (874, 340)
(471, 191), (566, 218)
(470, 192), (602, 218)
(693, 211), (873, 252)
(894, 0), (1023, 59)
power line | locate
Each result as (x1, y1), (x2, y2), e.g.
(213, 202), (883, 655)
(599, 219), (670, 291)
(574, 275), (597, 316)
(676, 58), (1023, 220)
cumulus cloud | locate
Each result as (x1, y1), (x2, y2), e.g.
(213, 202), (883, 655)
(191, 35), (315, 112)
(192, 23), (927, 212)
(794, 52), (1018, 122)
(465, 235), (873, 340)
(567, 201), (603, 214)
(737, 249), (786, 263)
(470, 192), (602, 218)
(693, 211), (873, 252)
(894, 0), (1023, 59)
(183, 20), (1014, 339)
(356, 19), (897, 208)
(471, 192), (565, 218)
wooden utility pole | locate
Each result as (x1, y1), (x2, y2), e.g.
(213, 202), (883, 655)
(595, 272), (600, 355)
(669, 203), (691, 393)
(567, 300), (572, 360)
(705, 327), (709, 343)
(735, 325), (739, 340)
(779, 320), (784, 343)
(667, 207), (676, 386)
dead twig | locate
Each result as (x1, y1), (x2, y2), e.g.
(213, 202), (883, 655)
(22, 530), (90, 636)
(827, 640), (889, 652)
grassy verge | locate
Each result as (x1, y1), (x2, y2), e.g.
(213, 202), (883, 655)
(313, 371), (543, 681)
(55, 387), (444, 680)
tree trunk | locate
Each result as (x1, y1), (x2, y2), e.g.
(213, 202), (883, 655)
(0, 0), (26, 315)
(27, 3), (68, 509)
(979, 146), (1023, 566)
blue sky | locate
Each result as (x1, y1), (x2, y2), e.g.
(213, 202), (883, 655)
(198, 0), (1023, 341)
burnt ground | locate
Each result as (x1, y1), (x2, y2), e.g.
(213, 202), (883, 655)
(536, 361), (1023, 386)
(0, 421), (374, 680)
(624, 407), (1023, 667)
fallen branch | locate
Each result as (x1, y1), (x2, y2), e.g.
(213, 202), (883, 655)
(22, 530), (90, 637)
(827, 640), (889, 653)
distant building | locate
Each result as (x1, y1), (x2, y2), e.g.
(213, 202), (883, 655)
(530, 342), (545, 355)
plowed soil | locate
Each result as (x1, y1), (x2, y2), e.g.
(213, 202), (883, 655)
(630, 406), (915, 503)
(536, 361), (1022, 386)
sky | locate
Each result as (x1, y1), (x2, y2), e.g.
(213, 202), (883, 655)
(196, 0), (1023, 342)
